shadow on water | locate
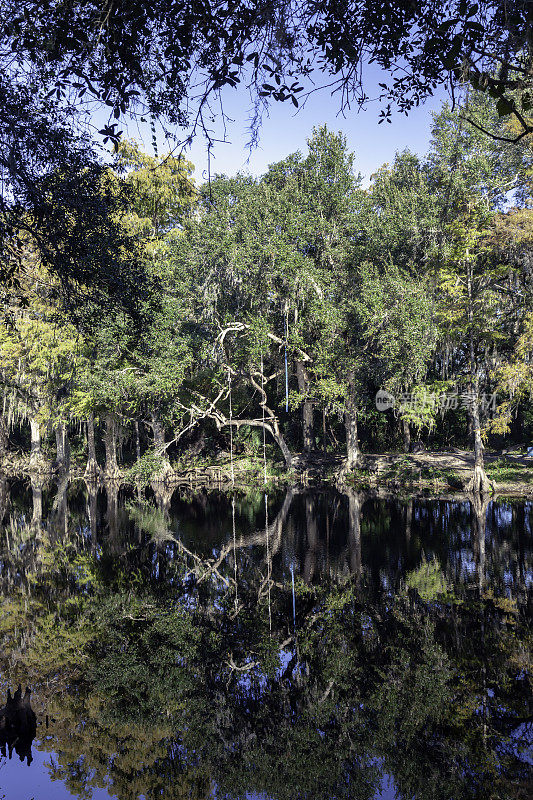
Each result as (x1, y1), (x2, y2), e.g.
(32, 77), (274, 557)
(0, 472), (531, 800)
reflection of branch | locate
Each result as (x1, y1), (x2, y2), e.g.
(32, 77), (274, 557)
(226, 655), (257, 672)
(172, 534), (235, 588)
(217, 487), (295, 565)
(173, 489), (296, 594)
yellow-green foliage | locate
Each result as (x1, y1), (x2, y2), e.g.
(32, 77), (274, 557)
(489, 311), (533, 435)
(0, 275), (86, 424)
(114, 139), (196, 236)
(405, 556), (448, 600)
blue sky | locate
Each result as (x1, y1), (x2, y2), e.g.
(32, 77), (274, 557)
(113, 66), (449, 186)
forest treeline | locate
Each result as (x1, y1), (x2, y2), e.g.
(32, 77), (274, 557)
(1, 94), (533, 488)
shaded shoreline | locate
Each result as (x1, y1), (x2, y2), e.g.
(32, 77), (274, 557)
(1, 447), (532, 497)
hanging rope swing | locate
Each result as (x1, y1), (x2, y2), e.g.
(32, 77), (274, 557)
(290, 563), (296, 632)
(261, 352), (267, 486)
(228, 367), (237, 610)
(265, 490), (272, 635)
(283, 299), (289, 413)
(232, 494), (238, 611)
(228, 367), (235, 488)
(260, 351), (272, 632)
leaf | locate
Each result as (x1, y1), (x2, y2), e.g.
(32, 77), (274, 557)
(440, 52), (458, 69)
(496, 96), (513, 118)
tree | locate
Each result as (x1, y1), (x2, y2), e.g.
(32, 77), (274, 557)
(352, 261), (438, 450)
(1, 0), (531, 326)
(486, 210), (533, 436)
(170, 172), (301, 467)
(427, 96), (533, 490)
(60, 140), (196, 478)
(114, 139), (196, 234)
(0, 79), (154, 318)
(169, 127), (367, 467)
(0, 263), (82, 466)
(364, 150), (440, 273)
(4, 1), (533, 140)
(351, 151), (441, 450)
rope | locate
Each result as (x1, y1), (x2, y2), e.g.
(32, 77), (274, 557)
(265, 491), (271, 635)
(261, 353), (267, 485)
(290, 563), (296, 632)
(228, 369), (234, 488)
(232, 495), (238, 612)
(284, 302), (289, 413)
(229, 368), (237, 608)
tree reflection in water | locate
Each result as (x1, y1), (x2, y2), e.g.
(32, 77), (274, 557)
(0, 476), (531, 800)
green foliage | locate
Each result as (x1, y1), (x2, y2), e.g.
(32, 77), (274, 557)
(405, 557), (449, 600)
(114, 139), (196, 234)
(485, 458), (533, 483)
(125, 452), (167, 488)
(2, 99), (533, 476)
(0, 479), (531, 800)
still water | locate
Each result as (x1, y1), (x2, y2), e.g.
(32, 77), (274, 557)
(0, 475), (531, 800)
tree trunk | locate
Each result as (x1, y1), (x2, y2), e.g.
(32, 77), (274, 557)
(469, 393), (491, 493)
(345, 408), (359, 467)
(134, 420), (141, 462)
(151, 414), (165, 450)
(240, 372), (294, 470)
(31, 476), (43, 527)
(472, 492), (489, 590)
(30, 419), (42, 467)
(467, 413), (474, 442)
(466, 259), (491, 495)
(511, 405), (524, 442)
(272, 429), (293, 469)
(0, 416), (9, 457)
(295, 360), (315, 454)
(55, 422), (70, 469)
(104, 413), (120, 478)
(0, 477), (9, 527)
(150, 413), (172, 479)
(344, 371), (360, 469)
(402, 417), (411, 452)
(347, 488), (362, 586)
(85, 413), (100, 477)
(134, 420), (142, 498)
(304, 495), (319, 583)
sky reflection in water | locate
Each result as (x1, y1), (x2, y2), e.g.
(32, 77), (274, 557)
(0, 477), (531, 800)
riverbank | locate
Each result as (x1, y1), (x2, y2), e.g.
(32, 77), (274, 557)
(1, 448), (532, 496)
(348, 450), (533, 496)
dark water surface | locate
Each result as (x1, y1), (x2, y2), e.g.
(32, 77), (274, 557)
(0, 475), (531, 800)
